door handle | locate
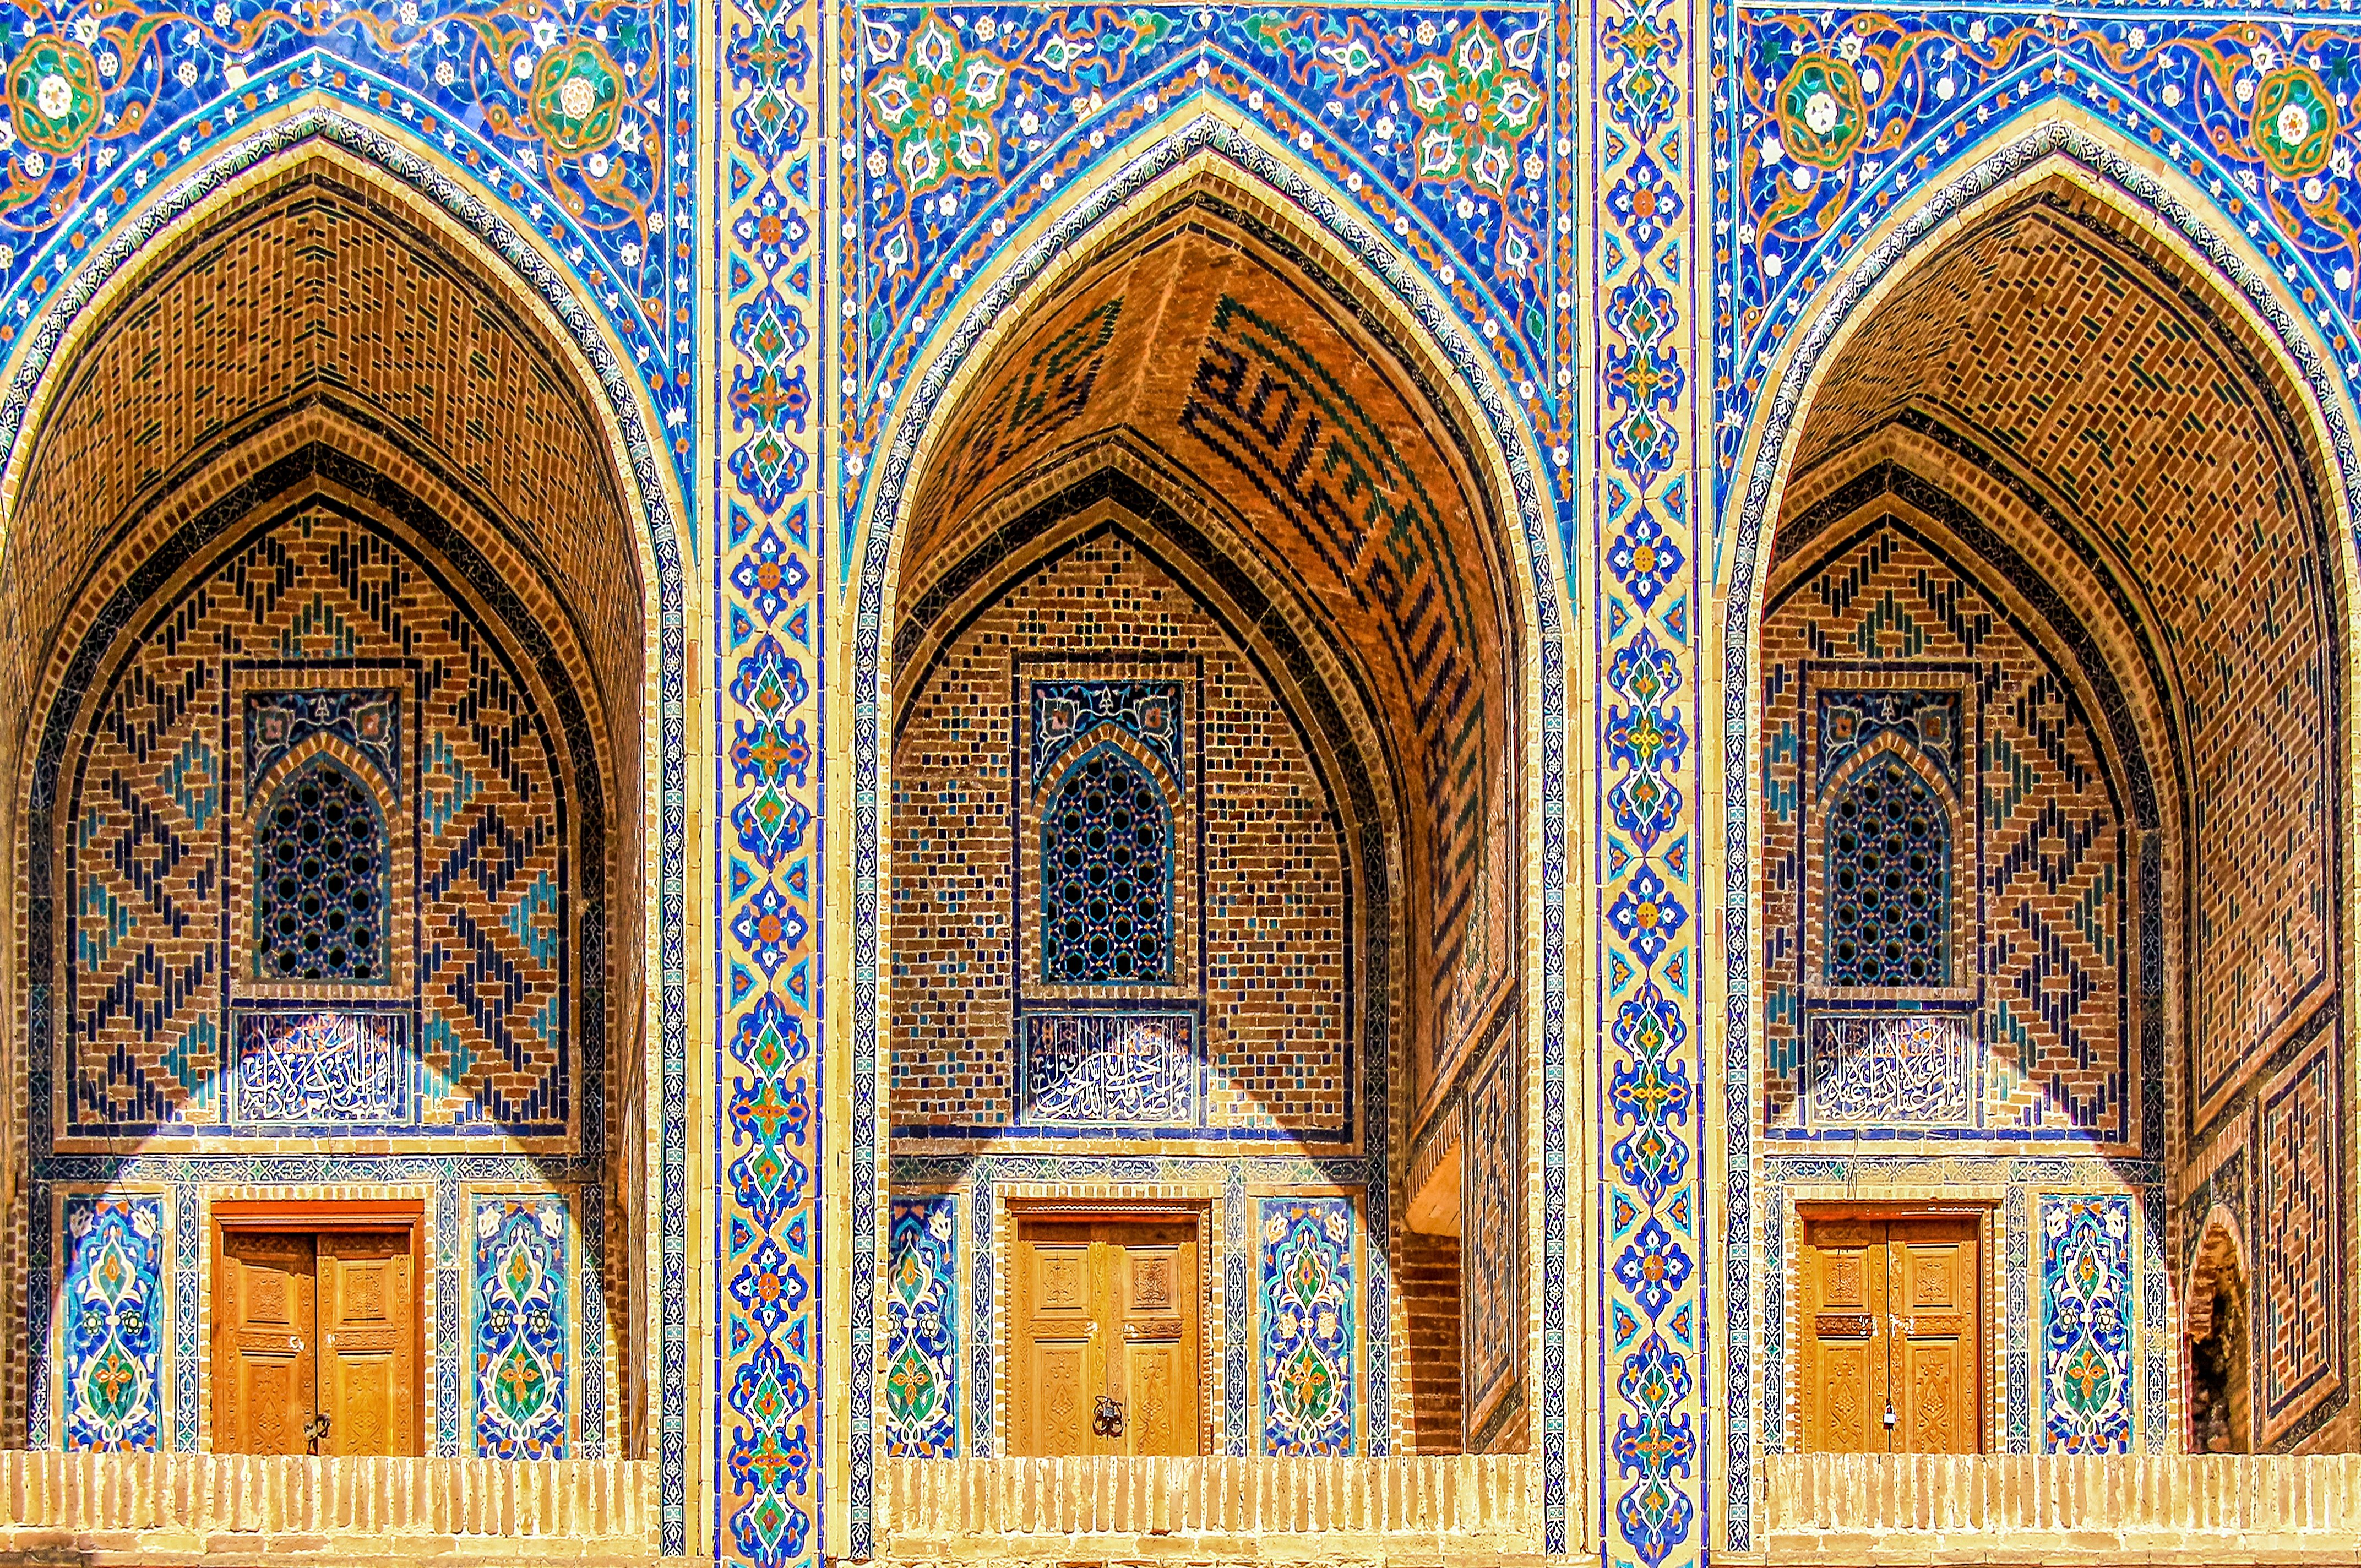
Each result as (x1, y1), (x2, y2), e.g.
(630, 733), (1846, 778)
(304, 1412), (331, 1455)
(1092, 1396), (1124, 1438)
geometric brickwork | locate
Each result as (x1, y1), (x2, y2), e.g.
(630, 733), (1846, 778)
(1786, 199), (2339, 1141)
(891, 529), (1350, 1138)
(1760, 519), (2131, 1145)
(895, 209), (1520, 1103)
(1461, 1037), (1521, 1450)
(2257, 1033), (2346, 1443)
(10, 1), (2361, 1564)
(59, 499), (578, 1142)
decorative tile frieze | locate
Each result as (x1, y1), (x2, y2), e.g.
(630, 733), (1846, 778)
(1018, 1011), (1198, 1129)
(1801, 1012), (1976, 1132)
(231, 1008), (412, 1127)
(472, 1195), (572, 1460)
(57, 1194), (166, 1453)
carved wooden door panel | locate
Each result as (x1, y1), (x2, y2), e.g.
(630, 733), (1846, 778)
(1799, 1218), (1886, 1453)
(1013, 1223), (1104, 1455)
(1888, 1217), (1979, 1455)
(1106, 1223), (1200, 1457)
(317, 1232), (420, 1456)
(214, 1232), (317, 1455)
(1013, 1218), (1203, 1456)
(1799, 1215), (1982, 1453)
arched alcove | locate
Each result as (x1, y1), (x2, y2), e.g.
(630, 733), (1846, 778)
(1743, 170), (2356, 1460)
(867, 167), (1545, 1464)
(4, 149), (658, 1462)
(2186, 1211), (2251, 1453)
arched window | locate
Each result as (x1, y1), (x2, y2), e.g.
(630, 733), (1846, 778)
(254, 758), (389, 982)
(1041, 748), (1172, 984)
(1824, 755), (1949, 987)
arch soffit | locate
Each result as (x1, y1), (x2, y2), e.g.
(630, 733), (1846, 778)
(0, 108), (688, 696)
(1042, 729), (1184, 821)
(2184, 1202), (2251, 1343)
(2186, 1204), (2250, 1294)
(852, 111), (1565, 756)
(1770, 184), (2333, 644)
(879, 194), (1517, 875)
(1816, 727), (1966, 822)
(1724, 117), (2360, 629)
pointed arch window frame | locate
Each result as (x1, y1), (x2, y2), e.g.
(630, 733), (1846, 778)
(248, 748), (399, 987)
(1802, 704), (1977, 1008)
(1819, 743), (1957, 989)
(1036, 736), (1182, 988)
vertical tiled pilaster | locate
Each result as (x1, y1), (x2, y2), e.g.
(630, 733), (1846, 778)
(1594, 0), (1707, 1554)
(714, 0), (826, 1546)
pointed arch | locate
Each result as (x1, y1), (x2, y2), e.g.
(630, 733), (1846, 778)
(841, 107), (1571, 1550)
(0, 110), (688, 1493)
(1720, 110), (2361, 1508)
(1814, 733), (1962, 992)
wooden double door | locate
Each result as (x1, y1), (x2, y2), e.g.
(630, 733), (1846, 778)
(1012, 1218), (1201, 1455)
(1798, 1213), (1983, 1453)
(213, 1226), (420, 1455)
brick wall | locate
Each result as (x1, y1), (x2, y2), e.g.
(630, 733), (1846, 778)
(1399, 1231), (1462, 1454)
(891, 529), (1350, 1136)
(1759, 519), (2129, 1145)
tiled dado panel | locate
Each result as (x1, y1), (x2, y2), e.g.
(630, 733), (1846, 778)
(51, 497), (581, 1146)
(890, 533), (1350, 1140)
(1759, 1163), (2168, 1461)
(1759, 524), (2131, 1146)
(882, 1168), (1374, 1463)
(33, 1181), (605, 1460)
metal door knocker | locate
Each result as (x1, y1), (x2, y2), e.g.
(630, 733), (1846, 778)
(1092, 1396), (1124, 1438)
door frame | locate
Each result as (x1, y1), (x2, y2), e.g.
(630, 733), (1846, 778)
(210, 1199), (426, 1455)
(1792, 1198), (1998, 1453)
(1005, 1200), (1214, 1455)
